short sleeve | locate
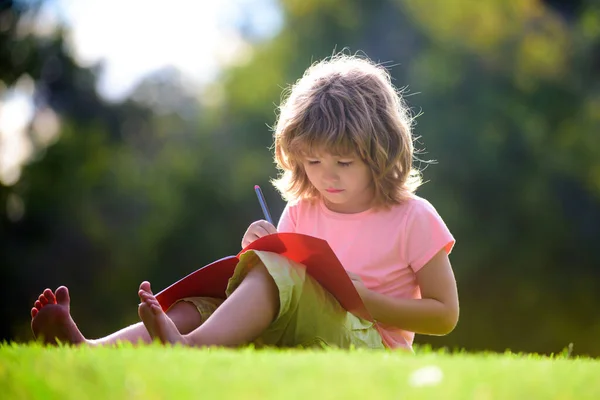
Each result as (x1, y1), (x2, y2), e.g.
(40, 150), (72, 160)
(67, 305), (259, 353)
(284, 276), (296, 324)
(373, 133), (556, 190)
(403, 198), (455, 273)
(277, 202), (297, 233)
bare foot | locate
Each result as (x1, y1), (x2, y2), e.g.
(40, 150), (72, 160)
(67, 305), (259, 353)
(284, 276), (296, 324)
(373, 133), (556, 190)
(138, 281), (190, 346)
(30, 286), (87, 345)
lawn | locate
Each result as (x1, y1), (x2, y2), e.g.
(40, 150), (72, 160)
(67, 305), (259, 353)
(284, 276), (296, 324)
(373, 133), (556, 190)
(1, 343), (598, 399)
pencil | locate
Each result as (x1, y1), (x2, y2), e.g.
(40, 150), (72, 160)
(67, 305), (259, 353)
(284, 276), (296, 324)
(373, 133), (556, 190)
(254, 185), (274, 225)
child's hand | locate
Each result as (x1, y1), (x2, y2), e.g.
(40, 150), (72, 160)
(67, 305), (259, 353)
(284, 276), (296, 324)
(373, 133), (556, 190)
(241, 220), (278, 248)
(347, 271), (369, 299)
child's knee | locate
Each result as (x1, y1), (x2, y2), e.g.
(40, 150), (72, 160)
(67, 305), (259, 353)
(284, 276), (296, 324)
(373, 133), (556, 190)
(249, 261), (278, 290)
(166, 300), (203, 333)
(245, 262), (280, 315)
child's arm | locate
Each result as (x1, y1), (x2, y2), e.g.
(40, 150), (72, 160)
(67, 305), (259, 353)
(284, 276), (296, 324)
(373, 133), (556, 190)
(353, 249), (459, 335)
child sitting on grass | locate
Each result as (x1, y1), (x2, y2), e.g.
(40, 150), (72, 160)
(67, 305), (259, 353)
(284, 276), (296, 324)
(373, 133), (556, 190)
(31, 53), (459, 351)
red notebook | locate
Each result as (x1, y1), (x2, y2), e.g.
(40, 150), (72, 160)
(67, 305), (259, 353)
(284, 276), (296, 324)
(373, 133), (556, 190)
(155, 233), (373, 321)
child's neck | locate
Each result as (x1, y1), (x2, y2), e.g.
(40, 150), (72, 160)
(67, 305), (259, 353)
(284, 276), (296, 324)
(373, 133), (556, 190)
(322, 196), (374, 214)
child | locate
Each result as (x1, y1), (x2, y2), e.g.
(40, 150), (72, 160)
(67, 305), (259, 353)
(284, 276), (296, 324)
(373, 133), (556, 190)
(31, 54), (459, 351)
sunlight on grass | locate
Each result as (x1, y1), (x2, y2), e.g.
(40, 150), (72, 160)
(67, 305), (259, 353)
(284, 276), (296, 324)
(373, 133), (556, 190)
(1, 342), (598, 399)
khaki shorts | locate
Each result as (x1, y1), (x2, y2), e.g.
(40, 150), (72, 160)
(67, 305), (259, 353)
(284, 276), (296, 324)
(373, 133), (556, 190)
(171, 250), (385, 349)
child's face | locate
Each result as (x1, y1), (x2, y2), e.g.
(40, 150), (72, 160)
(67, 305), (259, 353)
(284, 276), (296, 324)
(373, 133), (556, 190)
(302, 151), (375, 213)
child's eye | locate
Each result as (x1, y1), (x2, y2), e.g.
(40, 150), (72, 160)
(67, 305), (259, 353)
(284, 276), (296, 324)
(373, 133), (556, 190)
(306, 160), (320, 165)
(338, 161), (352, 167)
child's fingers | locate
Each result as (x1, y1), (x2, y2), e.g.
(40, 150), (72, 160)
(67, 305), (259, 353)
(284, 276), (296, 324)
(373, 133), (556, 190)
(242, 234), (257, 248)
(251, 220), (277, 234)
(347, 271), (363, 282)
(241, 220), (278, 248)
(254, 224), (275, 237)
(257, 220), (277, 234)
(241, 232), (261, 248)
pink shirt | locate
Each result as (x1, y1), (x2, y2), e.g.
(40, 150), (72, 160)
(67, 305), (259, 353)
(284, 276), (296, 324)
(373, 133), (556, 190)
(277, 195), (455, 350)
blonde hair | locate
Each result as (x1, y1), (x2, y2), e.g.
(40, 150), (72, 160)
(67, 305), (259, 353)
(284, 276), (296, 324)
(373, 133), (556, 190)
(271, 53), (423, 209)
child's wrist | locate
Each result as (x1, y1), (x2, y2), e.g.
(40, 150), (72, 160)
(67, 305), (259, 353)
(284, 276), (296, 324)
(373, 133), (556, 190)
(360, 287), (376, 305)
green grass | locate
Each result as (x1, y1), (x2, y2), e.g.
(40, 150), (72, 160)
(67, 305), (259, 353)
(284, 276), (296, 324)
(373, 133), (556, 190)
(1, 343), (598, 399)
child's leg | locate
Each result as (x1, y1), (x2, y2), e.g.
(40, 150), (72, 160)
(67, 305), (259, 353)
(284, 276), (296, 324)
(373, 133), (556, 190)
(140, 251), (385, 350)
(30, 286), (203, 346)
(137, 262), (279, 347)
(92, 300), (203, 346)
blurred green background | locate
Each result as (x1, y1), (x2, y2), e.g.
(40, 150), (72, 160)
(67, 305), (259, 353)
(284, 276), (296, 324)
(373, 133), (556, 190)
(1, 0), (599, 356)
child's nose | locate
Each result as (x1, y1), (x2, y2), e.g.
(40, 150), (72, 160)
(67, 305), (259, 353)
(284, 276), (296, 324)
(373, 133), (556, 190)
(323, 168), (339, 182)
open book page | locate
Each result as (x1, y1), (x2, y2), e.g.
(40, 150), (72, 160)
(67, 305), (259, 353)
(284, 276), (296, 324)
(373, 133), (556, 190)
(155, 233), (372, 321)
